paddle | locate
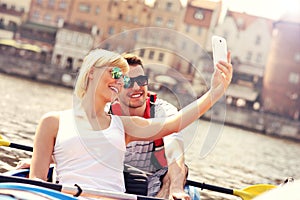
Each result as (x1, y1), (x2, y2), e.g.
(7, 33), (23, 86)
(186, 180), (276, 200)
(0, 175), (164, 200)
(0, 136), (33, 152)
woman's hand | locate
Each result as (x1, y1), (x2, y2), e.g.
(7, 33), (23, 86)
(211, 51), (233, 94)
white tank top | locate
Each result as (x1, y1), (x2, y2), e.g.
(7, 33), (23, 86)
(53, 109), (126, 192)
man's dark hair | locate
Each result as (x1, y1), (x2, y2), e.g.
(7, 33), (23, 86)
(122, 53), (144, 68)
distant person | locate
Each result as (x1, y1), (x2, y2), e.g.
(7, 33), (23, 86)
(28, 48), (232, 197)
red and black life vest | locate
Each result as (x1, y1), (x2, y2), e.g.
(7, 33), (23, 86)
(109, 92), (167, 170)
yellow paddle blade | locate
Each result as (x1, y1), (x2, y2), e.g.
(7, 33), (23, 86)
(0, 139), (11, 147)
(233, 184), (277, 200)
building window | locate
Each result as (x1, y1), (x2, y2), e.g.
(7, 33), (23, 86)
(256, 53), (262, 63)
(126, 15), (131, 22)
(133, 16), (138, 24)
(149, 51), (155, 59)
(56, 16), (63, 24)
(236, 18), (244, 27)
(37, 0), (43, 6)
(194, 9), (204, 20)
(44, 13), (52, 21)
(139, 49), (145, 57)
(155, 17), (163, 26)
(294, 52), (300, 62)
(158, 52), (164, 61)
(55, 54), (61, 65)
(166, 19), (174, 28)
(246, 51), (252, 61)
(32, 10), (40, 19)
(185, 25), (190, 33)
(255, 35), (261, 45)
(133, 32), (138, 41)
(289, 72), (299, 84)
(48, 0), (55, 8)
(59, 0), (67, 9)
(104, 43), (110, 50)
(79, 4), (90, 13)
(77, 35), (83, 44)
(66, 57), (73, 70)
(166, 2), (172, 11)
(95, 6), (100, 15)
(0, 18), (3, 27)
(223, 31), (229, 39)
(197, 27), (202, 35)
(108, 26), (114, 35)
(236, 98), (246, 107)
(118, 13), (123, 20)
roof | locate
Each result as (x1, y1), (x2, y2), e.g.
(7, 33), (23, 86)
(226, 84), (259, 101)
(21, 22), (57, 33)
(0, 7), (24, 16)
(276, 12), (300, 25)
(236, 64), (264, 77)
(228, 11), (274, 32)
(0, 39), (42, 53)
(62, 23), (92, 34)
(189, 0), (220, 10)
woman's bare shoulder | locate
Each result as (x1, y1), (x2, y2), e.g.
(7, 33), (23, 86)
(40, 111), (60, 122)
(38, 111), (61, 133)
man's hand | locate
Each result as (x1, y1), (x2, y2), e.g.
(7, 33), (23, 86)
(156, 170), (191, 200)
(169, 188), (191, 200)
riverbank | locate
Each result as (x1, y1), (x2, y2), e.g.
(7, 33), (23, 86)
(0, 54), (299, 142)
(0, 54), (76, 88)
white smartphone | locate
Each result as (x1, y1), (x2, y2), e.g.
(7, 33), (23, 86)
(212, 35), (227, 68)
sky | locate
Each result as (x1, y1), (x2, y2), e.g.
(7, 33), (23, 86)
(223, 0), (300, 20)
(146, 0), (300, 20)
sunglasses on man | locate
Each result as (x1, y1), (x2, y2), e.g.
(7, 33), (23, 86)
(111, 67), (148, 89)
(124, 75), (148, 89)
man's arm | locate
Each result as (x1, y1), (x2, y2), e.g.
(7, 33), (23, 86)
(163, 136), (189, 200)
(154, 99), (190, 199)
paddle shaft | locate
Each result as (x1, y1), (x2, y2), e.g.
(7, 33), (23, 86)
(9, 142), (33, 152)
(0, 175), (163, 200)
(0, 138), (33, 152)
(186, 180), (233, 195)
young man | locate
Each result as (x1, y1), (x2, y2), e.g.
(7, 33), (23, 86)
(111, 53), (192, 200)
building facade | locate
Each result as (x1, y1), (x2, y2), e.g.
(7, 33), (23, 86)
(263, 14), (300, 120)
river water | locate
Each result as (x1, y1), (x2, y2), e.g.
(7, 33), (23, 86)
(0, 73), (299, 200)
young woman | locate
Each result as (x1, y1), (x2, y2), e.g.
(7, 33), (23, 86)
(30, 48), (232, 194)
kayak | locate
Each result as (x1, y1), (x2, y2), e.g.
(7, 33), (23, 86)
(1, 168), (77, 200)
(3, 164), (54, 182)
(0, 169), (166, 200)
(1, 168), (201, 200)
(0, 182), (77, 200)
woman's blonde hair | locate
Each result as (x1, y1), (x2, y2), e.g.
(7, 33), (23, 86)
(74, 49), (129, 99)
